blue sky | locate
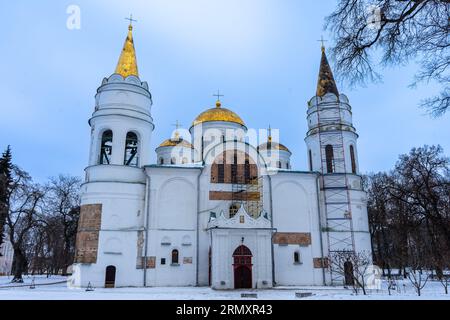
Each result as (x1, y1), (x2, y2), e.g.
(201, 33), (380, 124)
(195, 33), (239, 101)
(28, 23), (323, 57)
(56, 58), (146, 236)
(0, 0), (448, 182)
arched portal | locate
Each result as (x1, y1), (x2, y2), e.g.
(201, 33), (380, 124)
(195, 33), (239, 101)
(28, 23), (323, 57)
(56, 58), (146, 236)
(233, 245), (253, 289)
(105, 265), (116, 288)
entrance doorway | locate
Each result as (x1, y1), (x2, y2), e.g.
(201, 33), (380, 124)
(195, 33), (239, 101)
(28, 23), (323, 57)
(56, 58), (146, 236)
(105, 265), (116, 288)
(344, 261), (354, 286)
(233, 245), (253, 289)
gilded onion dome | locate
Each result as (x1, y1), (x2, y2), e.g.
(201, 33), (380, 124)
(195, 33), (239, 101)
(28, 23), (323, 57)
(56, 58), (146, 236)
(159, 138), (194, 149)
(258, 128), (291, 153)
(258, 141), (291, 153)
(192, 101), (245, 127)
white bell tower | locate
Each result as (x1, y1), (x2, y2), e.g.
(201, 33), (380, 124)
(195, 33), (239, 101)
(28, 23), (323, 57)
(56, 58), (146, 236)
(87, 23), (153, 171)
(304, 45), (372, 284)
(73, 21), (154, 288)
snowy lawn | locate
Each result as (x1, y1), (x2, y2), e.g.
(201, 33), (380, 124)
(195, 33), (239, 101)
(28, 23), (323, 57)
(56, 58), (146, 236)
(0, 275), (449, 300)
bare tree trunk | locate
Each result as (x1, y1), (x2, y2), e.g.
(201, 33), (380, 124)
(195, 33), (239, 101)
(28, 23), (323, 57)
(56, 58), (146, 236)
(11, 247), (26, 283)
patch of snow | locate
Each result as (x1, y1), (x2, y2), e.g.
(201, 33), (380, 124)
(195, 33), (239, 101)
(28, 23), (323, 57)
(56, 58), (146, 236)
(0, 276), (448, 300)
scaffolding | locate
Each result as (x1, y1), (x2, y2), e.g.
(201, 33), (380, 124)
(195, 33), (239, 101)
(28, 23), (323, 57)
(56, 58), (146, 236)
(315, 99), (356, 284)
(231, 176), (263, 219)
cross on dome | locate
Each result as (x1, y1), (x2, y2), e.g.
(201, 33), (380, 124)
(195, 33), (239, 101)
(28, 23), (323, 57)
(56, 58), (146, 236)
(213, 90), (224, 108)
(172, 120), (182, 140)
(317, 36), (328, 52)
(125, 14), (137, 30)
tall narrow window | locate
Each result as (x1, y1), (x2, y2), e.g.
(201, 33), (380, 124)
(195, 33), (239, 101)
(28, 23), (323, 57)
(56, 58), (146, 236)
(294, 251), (301, 264)
(218, 152), (225, 183)
(325, 145), (334, 173)
(171, 157), (176, 165)
(171, 249), (179, 265)
(218, 164), (225, 183)
(231, 152), (238, 183)
(159, 158), (164, 165)
(244, 159), (250, 184)
(350, 145), (356, 174)
(201, 137), (205, 161)
(277, 161), (282, 169)
(124, 132), (139, 166)
(100, 130), (113, 165)
(308, 150), (313, 171)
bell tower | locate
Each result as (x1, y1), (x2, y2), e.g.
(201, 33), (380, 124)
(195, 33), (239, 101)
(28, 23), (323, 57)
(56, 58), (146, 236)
(73, 21), (154, 288)
(87, 21), (154, 171)
(304, 44), (371, 284)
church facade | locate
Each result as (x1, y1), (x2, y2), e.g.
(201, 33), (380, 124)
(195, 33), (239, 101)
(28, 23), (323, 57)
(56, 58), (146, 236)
(72, 24), (372, 289)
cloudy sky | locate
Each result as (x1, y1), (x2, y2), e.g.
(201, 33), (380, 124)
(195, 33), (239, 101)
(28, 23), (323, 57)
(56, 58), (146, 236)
(0, 0), (448, 182)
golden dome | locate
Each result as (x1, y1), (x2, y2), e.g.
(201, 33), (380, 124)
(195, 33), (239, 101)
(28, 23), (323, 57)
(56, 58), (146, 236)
(258, 142), (291, 153)
(159, 138), (194, 149)
(192, 101), (245, 127)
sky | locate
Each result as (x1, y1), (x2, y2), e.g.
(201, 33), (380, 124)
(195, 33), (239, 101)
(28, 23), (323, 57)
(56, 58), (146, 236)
(0, 0), (448, 182)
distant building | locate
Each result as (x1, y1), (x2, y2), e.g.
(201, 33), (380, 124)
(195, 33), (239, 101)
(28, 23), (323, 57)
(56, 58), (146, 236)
(0, 236), (13, 276)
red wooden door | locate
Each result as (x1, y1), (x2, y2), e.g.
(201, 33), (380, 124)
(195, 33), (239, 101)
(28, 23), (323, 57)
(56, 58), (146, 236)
(233, 245), (253, 289)
(105, 265), (116, 288)
(234, 265), (252, 289)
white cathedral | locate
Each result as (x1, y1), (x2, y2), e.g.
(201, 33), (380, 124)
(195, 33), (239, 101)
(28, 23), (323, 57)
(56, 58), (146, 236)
(72, 23), (372, 289)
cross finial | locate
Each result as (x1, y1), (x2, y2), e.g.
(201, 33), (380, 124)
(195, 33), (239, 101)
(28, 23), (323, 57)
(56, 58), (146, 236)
(317, 36), (327, 52)
(213, 89), (224, 102)
(213, 90), (224, 108)
(172, 120), (182, 140)
(172, 120), (182, 131)
(125, 14), (137, 28)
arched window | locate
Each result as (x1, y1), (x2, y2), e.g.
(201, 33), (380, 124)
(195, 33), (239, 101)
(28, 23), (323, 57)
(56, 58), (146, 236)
(286, 162), (290, 169)
(171, 157), (176, 165)
(171, 249), (179, 265)
(124, 132), (139, 166)
(100, 130), (113, 165)
(350, 145), (356, 174)
(229, 203), (240, 218)
(244, 159), (250, 183)
(308, 150), (313, 171)
(277, 161), (282, 169)
(159, 158), (164, 165)
(325, 145), (334, 173)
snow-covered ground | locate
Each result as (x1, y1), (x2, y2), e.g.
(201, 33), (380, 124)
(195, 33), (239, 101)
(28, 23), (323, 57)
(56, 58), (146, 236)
(0, 275), (448, 300)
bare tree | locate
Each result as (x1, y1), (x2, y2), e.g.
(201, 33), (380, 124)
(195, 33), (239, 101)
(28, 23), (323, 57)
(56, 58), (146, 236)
(366, 173), (393, 276)
(43, 175), (81, 275)
(325, 0), (450, 116)
(5, 166), (45, 282)
(432, 252), (450, 294)
(0, 146), (13, 249)
(390, 146), (450, 261)
(406, 240), (431, 297)
(329, 250), (374, 295)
